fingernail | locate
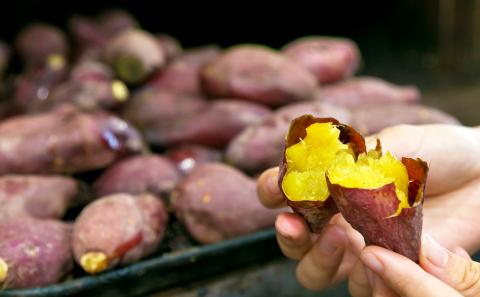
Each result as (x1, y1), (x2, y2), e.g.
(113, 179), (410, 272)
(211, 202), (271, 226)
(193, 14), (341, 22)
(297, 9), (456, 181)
(267, 172), (281, 196)
(422, 235), (448, 268)
(317, 227), (346, 255)
(361, 253), (383, 273)
(364, 266), (375, 287)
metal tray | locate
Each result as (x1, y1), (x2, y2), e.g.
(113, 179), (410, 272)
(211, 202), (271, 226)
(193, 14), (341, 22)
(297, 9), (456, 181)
(0, 229), (280, 297)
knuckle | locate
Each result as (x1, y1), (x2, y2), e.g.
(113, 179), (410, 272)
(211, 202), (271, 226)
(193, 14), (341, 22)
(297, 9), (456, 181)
(456, 261), (480, 296)
(295, 264), (325, 291)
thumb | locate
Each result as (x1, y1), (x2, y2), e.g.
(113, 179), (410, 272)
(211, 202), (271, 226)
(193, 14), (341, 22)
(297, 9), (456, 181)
(420, 234), (480, 297)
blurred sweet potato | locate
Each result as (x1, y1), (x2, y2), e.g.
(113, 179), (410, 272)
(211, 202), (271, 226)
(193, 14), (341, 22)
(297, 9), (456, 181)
(351, 103), (461, 135)
(0, 41), (10, 78)
(147, 45), (221, 95)
(282, 36), (360, 84)
(201, 45), (317, 106)
(15, 23), (69, 67)
(166, 144), (223, 175)
(97, 9), (139, 38)
(0, 175), (80, 221)
(0, 105), (144, 174)
(171, 163), (282, 243)
(94, 155), (180, 198)
(73, 193), (168, 274)
(105, 29), (165, 84)
(0, 218), (72, 289)
(314, 77), (421, 107)
(226, 101), (351, 172)
(156, 34), (182, 61)
(69, 15), (107, 54)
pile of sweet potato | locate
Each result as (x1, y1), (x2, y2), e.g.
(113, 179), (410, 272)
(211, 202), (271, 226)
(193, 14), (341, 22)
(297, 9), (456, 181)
(0, 8), (460, 290)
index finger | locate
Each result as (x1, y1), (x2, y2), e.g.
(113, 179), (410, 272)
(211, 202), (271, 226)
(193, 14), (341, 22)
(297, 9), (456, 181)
(256, 167), (286, 208)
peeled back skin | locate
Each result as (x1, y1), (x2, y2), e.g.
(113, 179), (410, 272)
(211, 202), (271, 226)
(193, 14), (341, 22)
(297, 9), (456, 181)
(0, 218), (72, 289)
(314, 77), (421, 107)
(171, 163), (283, 244)
(0, 175), (79, 221)
(327, 147), (428, 262)
(201, 45), (317, 107)
(0, 105), (144, 174)
(72, 193), (168, 274)
(278, 116), (366, 232)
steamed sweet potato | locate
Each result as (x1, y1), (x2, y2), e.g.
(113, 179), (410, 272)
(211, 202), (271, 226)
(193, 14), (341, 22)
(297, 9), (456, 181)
(226, 101), (351, 172)
(351, 103), (461, 135)
(171, 163), (282, 243)
(122, 88), (207, 145)
(105, 29), (165, 84)
(15, 23), (69, 67)
(94, 155), (180, 198)
(0, 175), (79, 220)
(314, 77), (421, 107)
(156, 99), (271, 148)
(147, 46), (220, 95)
(166, 144), (223, 175)
(73, 193), (168, 274)
(282, 36), (360, 84)
(0, 105), (144, 174)
(201, 45), (317, 106)
(0, 218), (72, 289)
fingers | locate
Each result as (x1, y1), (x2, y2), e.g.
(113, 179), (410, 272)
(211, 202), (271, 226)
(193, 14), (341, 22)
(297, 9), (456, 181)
(275, 213), (312, 260)
(295, 224), (349, 290)
(360, 245), (462, 297)
(452, 246), (471, 260)
(348, 260), (371, 297)
(257, 167), (285, 208)
(366, 124), (480, 196)
(420, 235), (480, 297)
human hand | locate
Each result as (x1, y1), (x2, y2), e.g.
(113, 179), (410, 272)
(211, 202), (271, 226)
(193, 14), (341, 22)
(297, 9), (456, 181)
(256, 124), (480, 293)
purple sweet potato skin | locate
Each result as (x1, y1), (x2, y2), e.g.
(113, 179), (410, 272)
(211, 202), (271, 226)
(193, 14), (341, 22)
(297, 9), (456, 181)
(166, 144), (223, 175)
(282, 36), (360, 84)
(0, 218), (72, 289)
(314, 77), (421, 107)
(97, 9), (139, 38)
(0, 106), (144, 174)
(226, 101), (351, 172)
(351, 103), (461, 135)
(0, 175), (78, 220)
(72, 193), (168, 271)
(156, 34), (182, 61)
(171, 163), (283, 243)
(201, 45), (317, 106)
(94, 155), (181, 198)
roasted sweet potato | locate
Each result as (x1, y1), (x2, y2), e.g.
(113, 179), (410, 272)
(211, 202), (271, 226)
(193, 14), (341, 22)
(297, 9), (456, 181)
(0, 105), (144, 174)
(147, 46), (221, 95)
(201, 45), (317, 106)
(122, 88), (207, 145)
(171, 163), (282, 243)
(94, 155), (180, 198)
(314, 77), (421, 107)
(73, 193), (168, 274)
(105, 29), (165, 84)
(350, 103), (461, 135)
(166, 144), (223, 175)
(282, 36), (360, 84)
(156, 34), (182, 61)
(0, 175), (80, 220)
(156, 99), (271, 148)
(226, 101), (351, 172)
(0, 218), (72, 289)
(15, 23), (69, 67)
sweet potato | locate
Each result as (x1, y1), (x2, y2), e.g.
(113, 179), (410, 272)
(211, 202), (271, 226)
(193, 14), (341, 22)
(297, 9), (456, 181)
(0, 175), (79, 220)
(351, 103), (461, 135)
(72, 193), (168, 274)
(201, 45), (317, 106)
(94, 155), (180, 198)
(166, 144), (223, 175)
(147, 46), (221, 95)
(0, 41), (10, 78)
(156, 99), (271, 148)
(282, 36), (360, 84)
(171, 163), (282, 243)
(69, 15), (106, 53)
(226, 101), (351, 172)
(0, 218), (72, 289)
(15, 23), (69, 67)
(104, 29), (165, 84)
(97, 9), (139, 38)
(0, 105), (144, 174)
(156, 34), (182, 61)
(122, 88), (207, 145)
(314, 77), (421, 107)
